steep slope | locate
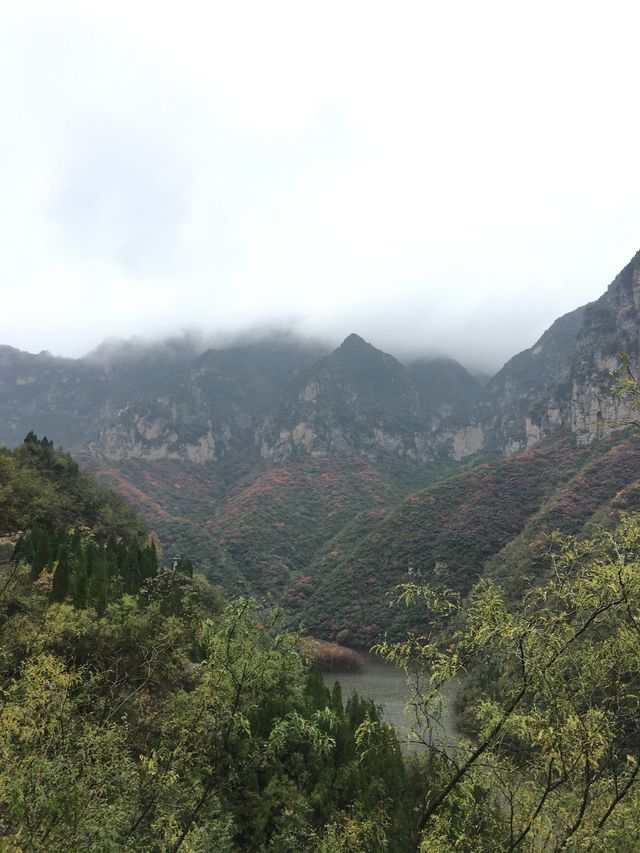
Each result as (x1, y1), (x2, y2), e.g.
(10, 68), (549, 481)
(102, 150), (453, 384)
(88, 453), (420, 596)
(2, 250), (640, 469)
(85, 457), (244, 590)
(476, 249), (640, 455)
(299, 433), (640, 645)
(568, 251), (640, 441)
(484, 432), (640, 593)
(408, 356), (482, 416)
(0, 346), (107, 452)
(2, 250), (640, 615)
(0, 337), (327, 459)
(479, 306), (586, 453)
(0, 332), (482, 465)
(260, 334), (482, 462)
(208, 455), (399, 594)
(260, 334), (420, 459)
(87, 450), (464, 597)
(88, 338), (327, 462)
(0, 433), (144, 542)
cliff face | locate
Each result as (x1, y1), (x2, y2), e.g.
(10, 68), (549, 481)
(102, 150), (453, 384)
(256, 334), (482, 463)
(473, 250), (640, 455)
(3, 252), (640, 635)
(0, 335), (483, 465)
(1, 251), (639, 465)
(568, 253), (640, 443)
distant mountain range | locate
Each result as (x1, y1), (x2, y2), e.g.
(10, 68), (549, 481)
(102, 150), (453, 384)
(2, 250), (639, 642)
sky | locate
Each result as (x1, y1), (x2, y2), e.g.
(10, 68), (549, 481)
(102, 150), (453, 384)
(1, 1), (639, 373)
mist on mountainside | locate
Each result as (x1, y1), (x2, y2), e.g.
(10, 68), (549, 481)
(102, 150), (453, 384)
(5, 316), (565, 381)
(83, 326), (333, 368)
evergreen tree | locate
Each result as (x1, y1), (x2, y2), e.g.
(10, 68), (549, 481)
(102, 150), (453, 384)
(125, 545), (142, 594)
(139, 543), (158, 582)
(175, 556), (193, 578)
(89, 548), (108, 616)
(11, 533), (34, 567)
(31, 526), (52, 580)
(51, 544), (70, 603)
(72, 545), (88, 609)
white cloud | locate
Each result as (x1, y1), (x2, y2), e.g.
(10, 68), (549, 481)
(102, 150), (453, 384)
(0, 0), (639, 370)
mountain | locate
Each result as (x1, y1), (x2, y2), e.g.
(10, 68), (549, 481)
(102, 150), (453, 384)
(1, 330), (484, 598)
(0, 333), (484, 464)
(3, 251), (639, 466)
(476, 250), (640, 455)
(1, 250), (640, 632)
(258, 333), (483, 462)
(0, 433), (145, 546)
(300, 430), (640, 645)
(479, 305), (586, 454)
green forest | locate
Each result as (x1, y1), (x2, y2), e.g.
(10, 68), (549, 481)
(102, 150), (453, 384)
(1, 435), (640, 850)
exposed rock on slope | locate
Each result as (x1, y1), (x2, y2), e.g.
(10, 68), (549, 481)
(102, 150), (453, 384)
(2, 250), (640, 630)
(1, 252), (639, 466)
(258, 334), (482, 462)
(0, 335), (483, 464)
(481, 250), (640, 455)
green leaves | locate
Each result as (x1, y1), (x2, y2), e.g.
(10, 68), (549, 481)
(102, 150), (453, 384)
(379, 515), (640, 850)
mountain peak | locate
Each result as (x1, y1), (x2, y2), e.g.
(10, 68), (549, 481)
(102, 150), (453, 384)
(330, 333), (397, 368)
(338, 333), (371, 350)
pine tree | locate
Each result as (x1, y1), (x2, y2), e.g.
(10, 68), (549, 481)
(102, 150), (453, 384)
(31, 526), (52, 580)
(72, 545), (88, 609)
(89, 548), (108, 616)
(175, 556), (193, 578)
(125, 545), (141, 594)
(51, 544), (70, 603)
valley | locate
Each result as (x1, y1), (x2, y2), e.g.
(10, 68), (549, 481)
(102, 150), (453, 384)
(2, 250), (640, 850)
(2, 251), (639, 647)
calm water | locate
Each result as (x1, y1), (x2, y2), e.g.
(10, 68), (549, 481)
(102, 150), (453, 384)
(322, 651), (461, 750)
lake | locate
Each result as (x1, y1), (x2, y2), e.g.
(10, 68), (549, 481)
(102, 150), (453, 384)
(322, 651), (461, 750)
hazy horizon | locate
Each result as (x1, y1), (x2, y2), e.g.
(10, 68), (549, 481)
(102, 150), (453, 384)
(1, 3), (639, 373)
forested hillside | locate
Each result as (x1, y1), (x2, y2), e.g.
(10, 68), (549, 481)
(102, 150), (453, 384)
(2, 252), (640, 645)
(2, 434), (640, 850)
(300, 430), (640, 644)
(0, 435), (426, 850)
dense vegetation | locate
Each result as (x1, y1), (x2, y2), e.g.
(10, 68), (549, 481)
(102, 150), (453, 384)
(0, 436), (427, 850)
(3, 425), (640, 849)
(301, 431), (640, 645)
(1, 563), (427, 850)
(376, 515), (640, 850)
(0, 433), (143, 539)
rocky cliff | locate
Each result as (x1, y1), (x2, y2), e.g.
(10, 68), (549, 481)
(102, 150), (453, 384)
(471, 250), (640, 456)
(1, 251), (639, 467)
(0, 334), (483, 465)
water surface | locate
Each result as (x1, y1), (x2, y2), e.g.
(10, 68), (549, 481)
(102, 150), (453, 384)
(322, 651), (461, 750)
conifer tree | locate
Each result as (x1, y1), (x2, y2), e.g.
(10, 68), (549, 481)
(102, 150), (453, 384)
(89, 548), (108, 616)
(125, 545), (142, 594)
(51, 544), (70, 603)
(31, 526), (52, 580)
(72, 545), (88, 609)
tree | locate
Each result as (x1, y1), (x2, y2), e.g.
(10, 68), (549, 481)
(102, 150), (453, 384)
(613, 352), (640, 428)
(51, 544), (70, 602)
(89, 547), (108, 616)
(30, 524), (52, 579)
(376, 516), (640, 851)
(71, 543), (88, 609)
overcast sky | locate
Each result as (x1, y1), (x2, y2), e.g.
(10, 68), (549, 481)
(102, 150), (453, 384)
(1, 1), (639, 373)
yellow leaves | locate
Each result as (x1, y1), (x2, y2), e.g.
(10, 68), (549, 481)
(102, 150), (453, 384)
(139, 751), (158, 776)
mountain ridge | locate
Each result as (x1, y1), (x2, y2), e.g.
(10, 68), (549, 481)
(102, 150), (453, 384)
(2, 250), (640, 640)
(3, 244), (638, 465)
